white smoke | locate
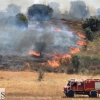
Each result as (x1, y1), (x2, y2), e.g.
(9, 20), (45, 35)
(0, 0), (99, 56)
(0, 0), (100, 14)
(0, 19), (80, 55)
(33, 0), (40, 4)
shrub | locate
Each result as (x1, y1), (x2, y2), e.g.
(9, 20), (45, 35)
(82, 16), (100, 32)
(38, 69), (44, 81)
(72, 55), (80, 73)
(15, 13), (28, 28)
(91, 57), (100, 66)
(79, 56), (91, 68)
(84, 27), (94, 41)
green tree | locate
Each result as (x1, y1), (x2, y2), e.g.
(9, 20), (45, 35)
(85, 27), (94, 41)
(82, 16), (100, 32)
(27, 4), (53, 21)
(15, 13), (28, 28)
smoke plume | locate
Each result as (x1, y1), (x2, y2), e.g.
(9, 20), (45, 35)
(0, 18), (80, 56)
(68, 1), (90, 20)
(6, 4), (21, 16)
(96, 8), (100, 18)
(0, 0), (98, 56)
(48, 2), (62, 19)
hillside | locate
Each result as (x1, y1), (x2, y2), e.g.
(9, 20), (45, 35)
(60, 19), (100, 75)
(0, 18), (100, 75)
(62, 19), (100, 57)
(79, 38), (100, 57)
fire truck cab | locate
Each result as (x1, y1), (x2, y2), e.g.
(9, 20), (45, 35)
(63, 79), (100, 97)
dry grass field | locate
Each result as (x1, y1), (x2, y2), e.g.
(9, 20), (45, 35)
(0, 71), (100, 100)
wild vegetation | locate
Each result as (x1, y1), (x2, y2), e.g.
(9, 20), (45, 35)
(1, 1), (100, 100)
(67, 16), (100, 74)
(0, 3), (100, 75)
(15, 13), (28, 28)
(27, 4), (53, 21)
(1, 16), (100, 75)
(82, 16), (100, 41)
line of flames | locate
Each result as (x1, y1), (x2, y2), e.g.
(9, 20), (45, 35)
(28, 29), (86, 67)
(28, 51), (40, 57)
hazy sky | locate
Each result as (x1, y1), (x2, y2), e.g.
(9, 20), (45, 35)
(0, 0), (100, 13)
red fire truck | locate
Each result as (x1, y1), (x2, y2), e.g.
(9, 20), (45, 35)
(63, 79), (100, 97)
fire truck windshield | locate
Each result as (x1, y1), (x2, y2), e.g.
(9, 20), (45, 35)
(67, 81), (77, 86)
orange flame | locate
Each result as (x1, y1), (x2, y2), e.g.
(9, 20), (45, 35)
(70, 47), (80, 54)
(77, 32), (86, 39)
(55, 54), (71, 62)
(28, 30), (86, 67)
(28, 51), (40, 56)
(46, 53), (72, 67)
(77, 41), (86, 46)
(47, 60), (59, 67)
(61, 54), (71, 59)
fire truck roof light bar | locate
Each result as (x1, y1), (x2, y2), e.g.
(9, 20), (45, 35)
(69, 79), (100, 82)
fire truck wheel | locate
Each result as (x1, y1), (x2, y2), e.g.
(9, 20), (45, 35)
(89, 91), (97, 98)
(67, 90), (74, 97)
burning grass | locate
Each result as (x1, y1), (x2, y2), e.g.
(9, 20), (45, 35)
(0, 71), (100, 98)
(28, 51), (41, 57)
(27, 23), (86, 67)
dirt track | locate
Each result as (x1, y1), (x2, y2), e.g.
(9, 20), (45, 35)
(5, 96), (100, 100)
(1, 71), (100, 100)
